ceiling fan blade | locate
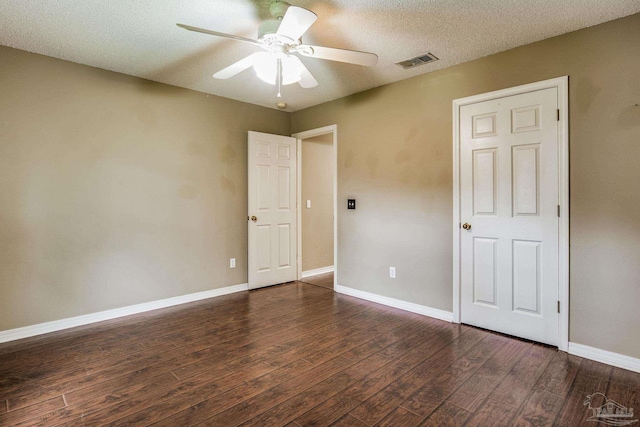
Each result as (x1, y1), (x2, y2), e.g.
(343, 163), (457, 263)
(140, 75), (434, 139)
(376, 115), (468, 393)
(213, 53), (260, 79)
(177, 24), (262, 47)
(276, 6), (317, 41)
(290, 56), (318, 88)
(297, 45), (378, 67)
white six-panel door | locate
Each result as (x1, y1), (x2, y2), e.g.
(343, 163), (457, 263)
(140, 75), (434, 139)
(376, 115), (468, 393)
(248, 131), (297, 290)
(460, 87), (559, 345)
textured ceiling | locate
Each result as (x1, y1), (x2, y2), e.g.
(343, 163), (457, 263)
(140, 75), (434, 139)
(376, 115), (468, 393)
(1, 0), (639, 112)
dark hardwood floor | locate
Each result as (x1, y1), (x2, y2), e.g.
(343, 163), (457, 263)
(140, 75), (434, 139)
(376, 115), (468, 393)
(299, 272), (334, 290)
(0, 281), (638, 426)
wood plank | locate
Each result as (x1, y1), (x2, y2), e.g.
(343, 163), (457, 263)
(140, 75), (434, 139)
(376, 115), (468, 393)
(376, 407), (424, 427)
(107, 359), (314, 426)
(200, 322), (435, 427)
(603, 366), (640, 425)
(223, 307), (407, 371)
(130, 293), (348, 356)
(13, 373), (180, 427)
(463, 398), (519, 427)
(348, 327), (489, 425)
(81, 300), (360, 388)
(295, 396), (361, 427)
(554, 359), (612, 427)
(74, 363), (276, 426)
(0, 396), (65, 426)
(419, 402), (471, 427)
(0, 352), (88, 393)
(152, 356), (354, 426)
(65, 365), (227, 408)
(512, 389), (564, 427)
(172, 305), (402, 381)
(237, 327), (439, 427)
(3, 335), (208, 408)
(397, 333), (510, 418)
(534, 350), (582, 398)
(5, 381), (72, 411)
(204, 321), (442, 427)
(168, 293), (368, 355)
(489, 343), (556, 408)
(293, 324), (464, 427)
(444, 338), (531, 412)
(179, 298), (374, 353)
(298, 322), (398, 366)
(330, 414), (369, 427)
(14, 365), (264, 426)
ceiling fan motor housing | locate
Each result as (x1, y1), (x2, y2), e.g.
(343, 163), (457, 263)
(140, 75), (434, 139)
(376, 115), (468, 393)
(259, 1), (297, 43)
(269, 1), (289, 19)
(258, 22), (299, 46)
(258, 20), (281, 40)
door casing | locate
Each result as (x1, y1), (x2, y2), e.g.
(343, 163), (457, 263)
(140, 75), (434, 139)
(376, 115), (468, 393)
(452, 77), (569, 351)
(292, 125), (338, 288)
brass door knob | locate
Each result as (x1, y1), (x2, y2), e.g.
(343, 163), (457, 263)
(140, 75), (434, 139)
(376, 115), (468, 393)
(250, 216), (258, 222)
(462, 223), (471, 230)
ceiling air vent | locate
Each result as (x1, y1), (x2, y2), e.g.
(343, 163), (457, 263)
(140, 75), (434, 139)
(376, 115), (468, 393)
(396, 52), (439, 69)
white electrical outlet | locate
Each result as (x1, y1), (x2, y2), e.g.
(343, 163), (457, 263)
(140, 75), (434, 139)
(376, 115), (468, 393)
(389, 267), (396, 278)
(230, 258), (236, 268)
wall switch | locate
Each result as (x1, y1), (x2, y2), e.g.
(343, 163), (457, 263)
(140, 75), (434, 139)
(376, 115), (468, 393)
(306, 199), (311, 209)
(389, 267), (396, 278)
(230, 258), (236, 268)
(347, 199), (356, 209)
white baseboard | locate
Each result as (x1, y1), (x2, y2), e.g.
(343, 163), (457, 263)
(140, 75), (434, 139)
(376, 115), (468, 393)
(568, 342), (640, 374)
(335, 284), (453, 323)
(0, 283), (249, 344)
(302, 265), (334, 278)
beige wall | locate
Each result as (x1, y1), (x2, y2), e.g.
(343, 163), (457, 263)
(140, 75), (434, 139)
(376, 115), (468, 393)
(292, 14), (640, 359)
(0, 45), (290, 330)
(301, 133), (334, 272)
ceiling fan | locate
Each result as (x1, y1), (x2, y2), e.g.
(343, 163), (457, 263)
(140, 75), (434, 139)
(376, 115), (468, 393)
(177, 1), (378, 97)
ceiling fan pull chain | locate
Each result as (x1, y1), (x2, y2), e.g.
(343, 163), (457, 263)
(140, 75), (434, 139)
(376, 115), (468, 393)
(277, 58), (283, 98)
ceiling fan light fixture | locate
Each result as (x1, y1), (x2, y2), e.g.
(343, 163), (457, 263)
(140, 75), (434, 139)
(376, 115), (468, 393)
(252, 52), (302, 85)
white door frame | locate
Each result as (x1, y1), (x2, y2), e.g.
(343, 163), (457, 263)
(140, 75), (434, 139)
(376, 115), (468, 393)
(292, 125), (338, 288)
(452, 77), (569, 351)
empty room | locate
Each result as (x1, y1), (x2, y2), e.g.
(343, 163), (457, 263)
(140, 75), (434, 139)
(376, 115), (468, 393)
(1, 1), (639, 426)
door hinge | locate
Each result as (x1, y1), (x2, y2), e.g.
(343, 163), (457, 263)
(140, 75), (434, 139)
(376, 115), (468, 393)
(557, 205), (560, 218)
(557, 300), (560, 313)
(557, 109), (560, 121)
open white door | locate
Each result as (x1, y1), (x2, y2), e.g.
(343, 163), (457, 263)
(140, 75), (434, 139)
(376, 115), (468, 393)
(459, 87), (560, 345)
(248, 131), (297, 290)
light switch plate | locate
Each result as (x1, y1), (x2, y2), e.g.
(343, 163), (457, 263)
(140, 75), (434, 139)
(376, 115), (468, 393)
(306, 200), (311, 208)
